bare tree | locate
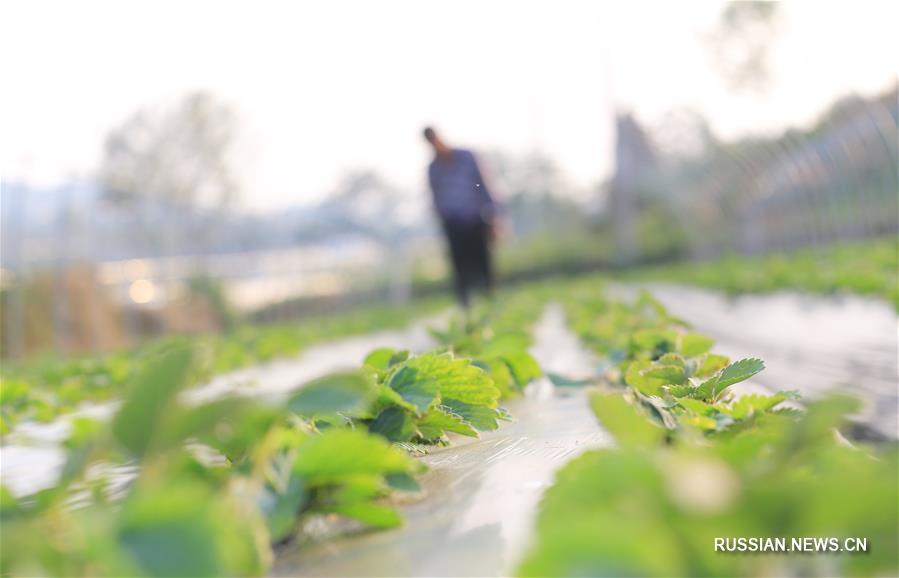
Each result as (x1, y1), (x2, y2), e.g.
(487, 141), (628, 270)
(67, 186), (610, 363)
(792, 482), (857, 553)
(102, 92), (241, 210)
(705, 2), (781, 93)
(328, 169), (406, 241)
(101, 93), (244, 334)
(322, 169), (419, 302)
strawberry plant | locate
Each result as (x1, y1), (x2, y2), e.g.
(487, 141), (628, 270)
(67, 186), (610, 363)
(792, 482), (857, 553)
(623, 235), (899, 311)
(428, 293), (543, 398)
(0, 292), (543, 577)
(0, 298), (448, 434)
(518, 283), (898, 578)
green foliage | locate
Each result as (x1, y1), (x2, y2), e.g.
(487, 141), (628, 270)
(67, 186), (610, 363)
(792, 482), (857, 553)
(386, 359), (443, 413)
(363, 350), (510, 442)
(678, 332), (715, 357)
(117, 480), (265, 577)
(369, 405), (417, 441)
(290, 428), (422, 529)
(2, 345), (274, 577)
(417, 405), (479, 439)
(2, 342), (427, 576)
(589, 392), (665, 449)
(520, 283), (898, 578)
(363, 347), (409, 372)
(430, 293), (544, 398)
(1, 297), (447, 434)
(520, 396), (899, 578)
(111, 345), (195, 458)
(2, 289), (543, 577)
(413, 353), (500, 409)
(694, 358), (765, 402)
(287, 371), (377, 417)
(625, 235), (899, 311)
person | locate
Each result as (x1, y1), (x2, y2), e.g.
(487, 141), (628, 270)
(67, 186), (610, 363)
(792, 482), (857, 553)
(423, 126), (497, 307)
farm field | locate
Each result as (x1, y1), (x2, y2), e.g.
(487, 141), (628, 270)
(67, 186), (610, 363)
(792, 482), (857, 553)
(7, 0), (899, 578)
(623, 235), (898, 311)
(3, 235), (895, 438)
(0, 298), (449, 435)
(5, 3), (897, 575)
(2, 269), (896, 577)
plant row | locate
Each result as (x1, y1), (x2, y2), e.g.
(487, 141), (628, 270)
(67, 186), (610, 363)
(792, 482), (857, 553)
(519, 283), (898, 577)
(0, 298), (448, 435)
(0, 294), (544, 577)
(622, 235), (899, 311)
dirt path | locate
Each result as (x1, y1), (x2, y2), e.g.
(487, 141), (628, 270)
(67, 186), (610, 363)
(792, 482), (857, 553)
(271, 304), (610, 577)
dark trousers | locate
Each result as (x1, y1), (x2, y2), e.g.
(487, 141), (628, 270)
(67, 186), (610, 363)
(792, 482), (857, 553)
(443, 219), (493, 306)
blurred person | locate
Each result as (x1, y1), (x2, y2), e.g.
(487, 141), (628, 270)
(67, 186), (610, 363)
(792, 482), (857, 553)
(423, 127), (497, 307)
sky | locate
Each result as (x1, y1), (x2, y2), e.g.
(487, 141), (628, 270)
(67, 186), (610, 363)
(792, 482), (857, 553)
(2, 0), (896, 212)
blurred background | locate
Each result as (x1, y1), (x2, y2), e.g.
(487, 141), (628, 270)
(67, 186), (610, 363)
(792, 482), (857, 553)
(2, 0), (896, 359)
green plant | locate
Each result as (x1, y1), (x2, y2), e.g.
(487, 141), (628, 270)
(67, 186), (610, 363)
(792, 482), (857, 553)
(0, 297), (448, 434)
(1, 293), (544, 576)
(623, 235), (899, 310)
(518, 283), (899, 577)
